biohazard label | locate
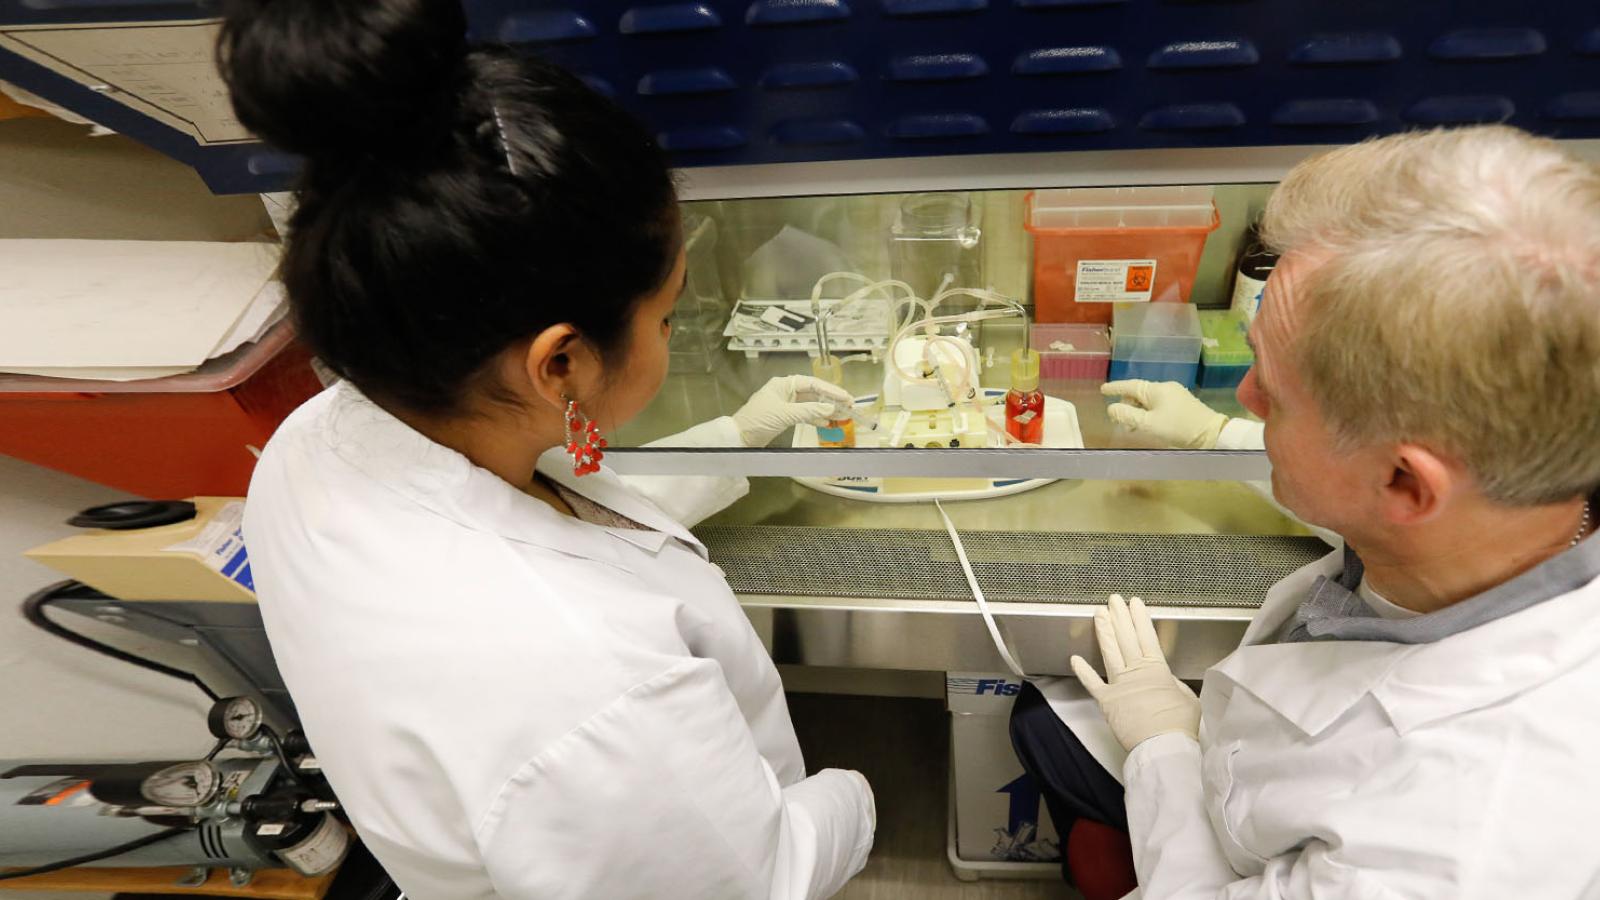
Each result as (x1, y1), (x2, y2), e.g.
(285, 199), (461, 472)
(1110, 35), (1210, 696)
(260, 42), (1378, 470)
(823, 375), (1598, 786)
(1074, 259), (1157, 303)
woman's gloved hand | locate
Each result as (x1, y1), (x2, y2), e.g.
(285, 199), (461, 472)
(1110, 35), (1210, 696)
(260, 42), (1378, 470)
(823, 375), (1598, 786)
(1071, 594), (1201, 752)
(732, 375), (855, 447)
(1101, 380), (1230, 450)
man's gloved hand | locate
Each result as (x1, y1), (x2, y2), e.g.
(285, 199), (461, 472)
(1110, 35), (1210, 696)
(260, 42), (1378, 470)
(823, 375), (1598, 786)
(1071, 594), (1201, 752)
(732, 375), (855, 447)
(1101, 380), (1230, 450)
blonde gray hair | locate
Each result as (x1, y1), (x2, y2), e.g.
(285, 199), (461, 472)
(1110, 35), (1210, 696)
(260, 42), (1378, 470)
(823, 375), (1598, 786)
(1260, 125), (1600, 505)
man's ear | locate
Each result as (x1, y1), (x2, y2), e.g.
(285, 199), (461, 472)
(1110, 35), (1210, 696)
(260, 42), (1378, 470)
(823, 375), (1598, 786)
(1380, 443), (1457, 526)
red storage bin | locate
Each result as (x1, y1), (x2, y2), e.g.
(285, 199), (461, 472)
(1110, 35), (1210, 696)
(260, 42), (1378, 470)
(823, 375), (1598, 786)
(1026, 188), (1219, 325)
(0, 320), (324, 498)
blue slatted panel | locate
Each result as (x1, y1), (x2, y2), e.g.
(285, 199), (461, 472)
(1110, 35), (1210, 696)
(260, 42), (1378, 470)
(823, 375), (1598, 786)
(0, 0), (1596, 192)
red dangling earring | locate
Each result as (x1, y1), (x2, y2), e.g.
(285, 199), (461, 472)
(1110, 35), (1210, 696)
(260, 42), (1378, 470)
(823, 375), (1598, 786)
(563, 396), (607, 477)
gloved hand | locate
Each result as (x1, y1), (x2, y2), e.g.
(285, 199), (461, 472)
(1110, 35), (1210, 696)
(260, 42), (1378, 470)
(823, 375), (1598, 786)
(1071, 594), (1201, 752)
(1101, 380), (1230, 450)
(732, 375), (855, 447)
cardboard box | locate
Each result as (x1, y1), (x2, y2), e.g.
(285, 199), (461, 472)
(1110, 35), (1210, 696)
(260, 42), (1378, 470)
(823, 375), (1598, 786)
(947, 672), (1061, 863)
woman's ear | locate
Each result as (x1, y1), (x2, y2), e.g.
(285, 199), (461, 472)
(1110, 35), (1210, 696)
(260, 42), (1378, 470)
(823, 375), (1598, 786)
(521, 323), (596, 410)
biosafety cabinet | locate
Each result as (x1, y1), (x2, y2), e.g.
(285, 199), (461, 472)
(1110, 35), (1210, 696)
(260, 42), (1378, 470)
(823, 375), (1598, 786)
(612, 180), (1320, 681)
(5, 0), (1600, 881)
(6, 0), (1600, 675)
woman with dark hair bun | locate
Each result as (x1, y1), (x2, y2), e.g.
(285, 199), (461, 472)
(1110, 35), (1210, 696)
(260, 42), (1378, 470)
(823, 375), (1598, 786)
(221, 1), (875, 896)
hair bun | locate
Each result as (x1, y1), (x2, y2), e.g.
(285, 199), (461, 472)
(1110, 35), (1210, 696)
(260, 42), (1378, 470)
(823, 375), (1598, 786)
(219, 0), (469, 160)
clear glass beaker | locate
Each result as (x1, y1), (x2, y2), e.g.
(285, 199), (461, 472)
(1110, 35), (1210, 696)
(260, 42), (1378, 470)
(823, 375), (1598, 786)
(889, 192), (985, 340)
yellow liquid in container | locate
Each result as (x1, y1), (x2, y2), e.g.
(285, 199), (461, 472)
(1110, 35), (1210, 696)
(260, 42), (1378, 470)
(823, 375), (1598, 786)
(811, 354), (856, 449)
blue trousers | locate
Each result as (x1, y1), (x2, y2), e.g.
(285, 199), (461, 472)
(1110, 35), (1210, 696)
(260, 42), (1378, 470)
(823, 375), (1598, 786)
(1008, 680), (1129, 879)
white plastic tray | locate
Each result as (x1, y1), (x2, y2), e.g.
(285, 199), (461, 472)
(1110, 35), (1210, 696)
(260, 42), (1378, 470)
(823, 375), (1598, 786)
(724, 298), (890, 358)
(790, 388), (1084, 503)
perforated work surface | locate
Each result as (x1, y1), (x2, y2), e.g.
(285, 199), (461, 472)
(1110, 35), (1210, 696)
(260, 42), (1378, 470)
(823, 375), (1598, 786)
(696, 526), (1329, 607)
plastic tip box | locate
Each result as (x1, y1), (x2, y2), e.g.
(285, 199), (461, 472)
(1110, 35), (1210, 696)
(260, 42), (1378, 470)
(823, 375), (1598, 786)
(1030, 324), (1110, 381)
(1108, 303), (1202, 389)
(1198, 310), (1256, 389)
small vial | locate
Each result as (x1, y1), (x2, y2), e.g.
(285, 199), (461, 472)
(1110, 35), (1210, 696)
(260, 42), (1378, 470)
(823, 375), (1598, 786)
(1005, 348), (1045, 445)
(811, 354), (856, 449)
(817, 416), (856, 449)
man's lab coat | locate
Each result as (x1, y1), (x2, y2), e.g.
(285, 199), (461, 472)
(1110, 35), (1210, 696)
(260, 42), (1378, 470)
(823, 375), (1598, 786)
(1117, 548), (1600, 898)
(243, 382), (875, 900)
(1047, 417), (1600, 897)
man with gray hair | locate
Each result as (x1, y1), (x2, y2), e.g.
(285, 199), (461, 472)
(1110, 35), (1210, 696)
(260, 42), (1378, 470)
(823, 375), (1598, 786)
(1012, 125), (1600, 899)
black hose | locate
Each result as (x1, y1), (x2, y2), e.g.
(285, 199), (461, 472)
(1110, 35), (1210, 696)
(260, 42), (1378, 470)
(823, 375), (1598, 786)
(259, 724), (309, 791)
(257, 724), (337, 804)
(21, 582), (221, 702)
(0, 827), (191, 882)
(10, 585), (351, 878)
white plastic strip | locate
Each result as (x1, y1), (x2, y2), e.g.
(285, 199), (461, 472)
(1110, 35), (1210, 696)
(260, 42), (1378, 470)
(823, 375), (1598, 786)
(934, 499), (1029, 680)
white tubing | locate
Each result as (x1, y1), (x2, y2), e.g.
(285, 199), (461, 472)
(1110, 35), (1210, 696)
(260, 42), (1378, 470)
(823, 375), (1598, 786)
(934, 499), (1030, 679)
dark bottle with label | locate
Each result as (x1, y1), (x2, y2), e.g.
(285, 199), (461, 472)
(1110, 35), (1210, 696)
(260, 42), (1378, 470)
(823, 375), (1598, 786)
(1229, 221), (1279, 323)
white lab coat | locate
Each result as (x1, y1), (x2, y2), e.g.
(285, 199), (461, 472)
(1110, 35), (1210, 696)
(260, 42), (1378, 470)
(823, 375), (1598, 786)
(1119, 547), (1600, 899)
(242, 382), (875, 900)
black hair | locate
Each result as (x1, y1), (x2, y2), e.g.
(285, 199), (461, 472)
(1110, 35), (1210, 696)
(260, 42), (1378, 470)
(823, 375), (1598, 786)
(217, 0), (679, 415)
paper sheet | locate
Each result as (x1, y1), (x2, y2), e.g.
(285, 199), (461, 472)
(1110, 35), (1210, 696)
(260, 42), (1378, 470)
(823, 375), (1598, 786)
(1033, 675), (1129, 784)
(1, 281), (288, 381)
(260, 192), (294, 238)
(209, 280), (288, 359)
(0, 364), (197, 381)
(0, 240), (279, 370)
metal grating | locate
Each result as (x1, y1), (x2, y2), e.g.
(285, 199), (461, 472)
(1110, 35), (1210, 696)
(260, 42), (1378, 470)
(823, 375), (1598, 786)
(697, 526), (1330, 608)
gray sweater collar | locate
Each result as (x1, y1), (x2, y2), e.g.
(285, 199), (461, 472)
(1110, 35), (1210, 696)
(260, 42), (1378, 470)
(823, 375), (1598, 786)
(1280, 498), (1600, 645)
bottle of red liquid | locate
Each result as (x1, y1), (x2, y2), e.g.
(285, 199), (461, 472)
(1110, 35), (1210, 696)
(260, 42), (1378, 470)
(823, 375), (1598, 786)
(1006, 348), (1045, 444)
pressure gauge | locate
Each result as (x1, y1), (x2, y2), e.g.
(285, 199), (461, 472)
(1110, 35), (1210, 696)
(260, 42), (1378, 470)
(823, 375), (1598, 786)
(141, 761), (221, 808)
(209, 696), (264, 741)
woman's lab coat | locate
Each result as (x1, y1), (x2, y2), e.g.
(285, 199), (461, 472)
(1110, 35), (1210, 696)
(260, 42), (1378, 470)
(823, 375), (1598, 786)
(1120, 548), (1600, 899)
(242, 382), (875, 900)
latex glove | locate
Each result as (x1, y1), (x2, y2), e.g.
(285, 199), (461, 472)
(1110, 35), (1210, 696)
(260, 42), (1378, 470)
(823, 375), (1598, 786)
(1101, 380), (1230, 450)
(1071, 594), (1201, 752)
(733, 375), (855, 447)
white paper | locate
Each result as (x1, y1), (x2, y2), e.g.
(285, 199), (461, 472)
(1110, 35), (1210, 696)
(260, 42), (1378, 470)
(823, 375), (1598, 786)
(1033, 675), (1128, 783)
(3, 281), (287, 381)
(0, 240), (279, 370)
(0, 79), (112, 133)
(0, 364), (196, 381)
(209, 280), (288, 359)
(260, 192), (295, 238)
